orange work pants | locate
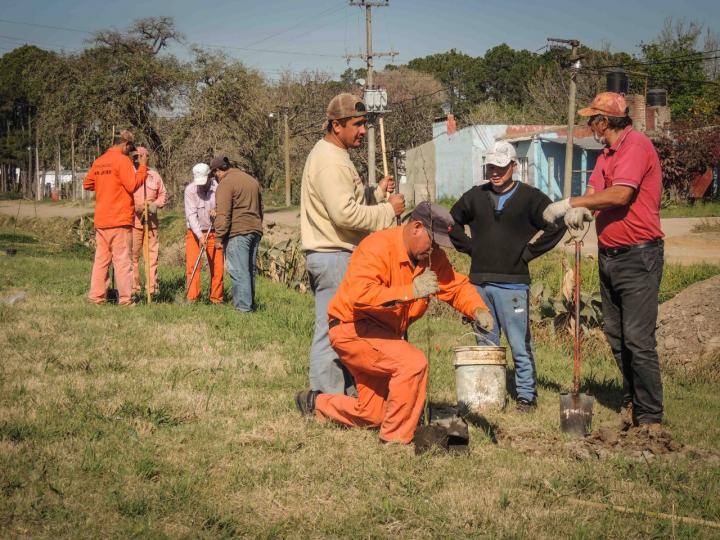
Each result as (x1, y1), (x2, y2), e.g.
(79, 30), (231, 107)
(315, 319), (428, 444)
(132, 226), (159, 294)
(185, 229), (224, 303)
(89, 226), (133, 305)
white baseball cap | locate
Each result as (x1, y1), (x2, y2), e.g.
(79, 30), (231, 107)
(484, 141), (517, 167)
(192, 163), (211, 185)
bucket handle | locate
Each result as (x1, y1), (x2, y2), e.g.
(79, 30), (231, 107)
(456, 331), (497, 348)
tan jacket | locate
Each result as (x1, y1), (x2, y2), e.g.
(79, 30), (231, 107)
(214, 168), (263, 240)
(300, 139), (395, 252)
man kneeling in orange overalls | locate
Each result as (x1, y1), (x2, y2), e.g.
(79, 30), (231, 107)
(295, 202), (495, 444)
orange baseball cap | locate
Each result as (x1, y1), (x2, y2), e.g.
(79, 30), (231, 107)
(578, 91), (628, 117)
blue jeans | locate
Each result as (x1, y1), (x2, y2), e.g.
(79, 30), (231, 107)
(475, 284), (537, 402)
(224, 233), (260, 312)
(306, 251), (356, 395)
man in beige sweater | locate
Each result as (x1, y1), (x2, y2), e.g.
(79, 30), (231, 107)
(301, 93), (405, 395)
(213, 156), (263, 312)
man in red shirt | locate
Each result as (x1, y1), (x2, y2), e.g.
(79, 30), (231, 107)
(294, 203), (493, 444)
(543, 92), (664, 430)
(84, 129), (148, 306)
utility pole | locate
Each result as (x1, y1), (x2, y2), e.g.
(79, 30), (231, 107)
(548, 37), (580, 199)
(35, 129), (40, 201)
(348, 0), (397, 186)
(283, 108), (291, 207)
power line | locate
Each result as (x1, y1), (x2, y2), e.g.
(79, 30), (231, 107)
(0, 17), (93, 35)
(193, 41), (345, 59)
(585, 49), (720, 70)
(579, 67), (720, 87)
(0, 33), (80, 52)
(243, 4), (346, 48)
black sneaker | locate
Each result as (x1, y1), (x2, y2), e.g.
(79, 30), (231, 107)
(516, 398), (537, 413)
(294, 390), (321, 416)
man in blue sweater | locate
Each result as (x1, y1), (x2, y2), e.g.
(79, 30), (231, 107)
(450, 141), (565, 412)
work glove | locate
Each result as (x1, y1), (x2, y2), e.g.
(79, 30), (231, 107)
(148, 202), (158, 215)
(412, 269), (439, 299)
(542, 198), (572, 225)
(564, 207), (593, 231)
(209, 208), (217, 220)
(474, 308), (495, 332)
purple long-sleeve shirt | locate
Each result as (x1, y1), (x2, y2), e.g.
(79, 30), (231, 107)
(184, 180), (218, 239)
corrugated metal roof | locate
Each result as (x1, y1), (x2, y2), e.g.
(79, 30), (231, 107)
(538, 136), (603, 150)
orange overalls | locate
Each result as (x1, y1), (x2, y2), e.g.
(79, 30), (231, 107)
(84, 147), (147, 305)
(131, 169), (167, 294)
(315, 227), (486, 444)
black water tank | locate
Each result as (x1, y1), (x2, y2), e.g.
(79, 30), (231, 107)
(606, 69), (629, 94)
(647, 88), (667, 107)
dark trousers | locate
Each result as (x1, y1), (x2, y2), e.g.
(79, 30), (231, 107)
(598, 242), (664, 424)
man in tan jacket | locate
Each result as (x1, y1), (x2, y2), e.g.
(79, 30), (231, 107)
(213, 156), (263, 312)
(300, 93), (405, 395)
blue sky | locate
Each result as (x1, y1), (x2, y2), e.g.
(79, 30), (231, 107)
(1, 0), (718, 80)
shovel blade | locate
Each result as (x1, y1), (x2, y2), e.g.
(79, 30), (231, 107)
(560, 392), (594, 436)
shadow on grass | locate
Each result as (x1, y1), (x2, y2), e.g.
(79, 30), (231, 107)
(537, 373), (624, 412)
(154, 275), (187, 303)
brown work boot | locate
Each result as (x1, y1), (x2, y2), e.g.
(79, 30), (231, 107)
(637, 422), (663, 436)
(294, 390), (321, 417)
(515, 398), (537, 413)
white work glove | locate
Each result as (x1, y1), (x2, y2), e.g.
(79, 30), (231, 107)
(474, 308), (495, 332)
(148, 202), (158, 215)
(542, 199), (572, 225)
(412, 269), (439, 298)
(564, 207), (593, 231)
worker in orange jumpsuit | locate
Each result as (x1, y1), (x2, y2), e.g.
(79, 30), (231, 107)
(84, 129), (148, 306)
(295, 202), (495, 444)
(131, 146), (167, 297)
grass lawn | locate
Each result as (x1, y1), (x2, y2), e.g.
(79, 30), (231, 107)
(1, 224), (719, 538)
(661, 200), (720, 218)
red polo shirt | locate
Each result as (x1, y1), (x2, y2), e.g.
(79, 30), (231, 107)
(588, 126), (664, 248)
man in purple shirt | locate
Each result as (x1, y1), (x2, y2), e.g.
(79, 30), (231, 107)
(184, 162), (224, 303)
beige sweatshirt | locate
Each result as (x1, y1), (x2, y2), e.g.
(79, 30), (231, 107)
(300, 139), (396, 252)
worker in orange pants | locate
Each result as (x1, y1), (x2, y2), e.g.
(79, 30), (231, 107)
(185, 228), (224, 303)
(131, 146), (167, 296)
(84, 129), (147, 306)
(184, 162), (224, 303)
(320, 319), (429, 443)
(295, 202), (494, 444)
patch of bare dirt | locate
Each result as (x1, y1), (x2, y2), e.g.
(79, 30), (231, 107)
(495, 423), (701, 461)
(657, 275), (720, 377)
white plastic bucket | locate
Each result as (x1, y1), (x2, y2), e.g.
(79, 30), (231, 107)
(453, 345), (507, 413)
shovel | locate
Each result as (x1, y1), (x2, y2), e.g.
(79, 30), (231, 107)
(560, 234), (594, 436)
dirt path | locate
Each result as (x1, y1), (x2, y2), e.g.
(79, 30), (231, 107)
(561, 217), (720, 265)
(3, 202), (718, 265)
(0, 200), (94, 219)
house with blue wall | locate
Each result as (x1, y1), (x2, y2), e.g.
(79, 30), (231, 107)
(401, 116), (603, 204)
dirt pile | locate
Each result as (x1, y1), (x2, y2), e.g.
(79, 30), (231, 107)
(497, 424), (688, 461)
(656, 275), (720, 377)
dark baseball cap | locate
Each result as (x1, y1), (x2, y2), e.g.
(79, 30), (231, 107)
(209, 156), (230, 170)
(407, 201), (455, 248)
